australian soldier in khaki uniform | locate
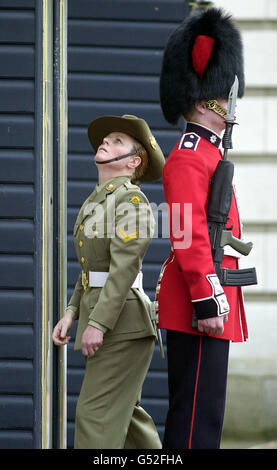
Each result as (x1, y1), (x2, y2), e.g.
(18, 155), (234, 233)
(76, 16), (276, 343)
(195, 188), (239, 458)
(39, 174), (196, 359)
(52, 115), (165, 449)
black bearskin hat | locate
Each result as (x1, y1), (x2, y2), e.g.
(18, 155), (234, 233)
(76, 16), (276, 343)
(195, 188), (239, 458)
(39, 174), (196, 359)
(160, 7), (245, 124)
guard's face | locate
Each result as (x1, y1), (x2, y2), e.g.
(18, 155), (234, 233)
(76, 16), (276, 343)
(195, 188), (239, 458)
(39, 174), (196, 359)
(209, 98), (228, 133)
(95, 132), (134, 163)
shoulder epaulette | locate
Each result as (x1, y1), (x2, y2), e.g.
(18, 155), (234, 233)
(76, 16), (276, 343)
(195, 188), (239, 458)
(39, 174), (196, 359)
(178, 132), (200, 151)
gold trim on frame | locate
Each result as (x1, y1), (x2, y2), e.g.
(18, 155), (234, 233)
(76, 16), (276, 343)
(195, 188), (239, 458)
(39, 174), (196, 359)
(58, 0), (68, 450)
(41, 0), (54, 449)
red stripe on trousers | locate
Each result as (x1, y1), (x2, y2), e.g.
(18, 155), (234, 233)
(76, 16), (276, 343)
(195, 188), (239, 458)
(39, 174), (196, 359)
(188, 336), (202, 449)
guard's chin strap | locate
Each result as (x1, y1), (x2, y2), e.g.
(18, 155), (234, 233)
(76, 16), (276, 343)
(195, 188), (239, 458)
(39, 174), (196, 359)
(95, 147), (143, 164)
(205, 100), (228, 119)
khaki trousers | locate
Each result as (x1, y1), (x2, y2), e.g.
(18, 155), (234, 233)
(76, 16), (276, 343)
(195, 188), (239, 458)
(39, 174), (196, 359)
(74, 336), (162, 449)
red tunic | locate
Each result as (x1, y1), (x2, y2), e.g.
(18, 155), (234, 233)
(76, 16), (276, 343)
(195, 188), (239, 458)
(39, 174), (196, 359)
(157, 123), (248, 342)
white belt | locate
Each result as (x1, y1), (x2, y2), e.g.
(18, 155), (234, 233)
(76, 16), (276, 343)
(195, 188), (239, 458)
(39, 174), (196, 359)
(82, 270), (143, 290)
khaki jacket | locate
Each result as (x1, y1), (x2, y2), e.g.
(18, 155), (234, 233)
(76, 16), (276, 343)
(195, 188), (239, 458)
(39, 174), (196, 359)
(68, 176), (156, 349)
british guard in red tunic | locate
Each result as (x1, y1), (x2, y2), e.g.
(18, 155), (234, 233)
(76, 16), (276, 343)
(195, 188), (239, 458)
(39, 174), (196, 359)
(157, 7), (257, 448)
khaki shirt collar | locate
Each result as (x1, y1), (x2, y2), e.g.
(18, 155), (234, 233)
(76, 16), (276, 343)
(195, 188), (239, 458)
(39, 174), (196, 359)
(89, 175), (131, 203)
(95, 175), (131, 193)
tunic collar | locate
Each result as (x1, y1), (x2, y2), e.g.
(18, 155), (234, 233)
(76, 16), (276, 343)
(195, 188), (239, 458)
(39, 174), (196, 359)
(95, 175), (131, 193)
(185, 122), (222, 148)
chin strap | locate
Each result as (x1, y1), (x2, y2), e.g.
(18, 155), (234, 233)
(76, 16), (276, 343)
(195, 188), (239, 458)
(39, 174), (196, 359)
(95, 147), (143, 164)
(205, 100), (228, 119)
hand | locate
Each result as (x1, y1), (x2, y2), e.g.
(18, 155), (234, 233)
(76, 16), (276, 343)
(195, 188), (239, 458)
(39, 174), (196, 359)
(82, 325), (104, 357)
(52, 309), (75, 346)
(197, 315), (228, 336)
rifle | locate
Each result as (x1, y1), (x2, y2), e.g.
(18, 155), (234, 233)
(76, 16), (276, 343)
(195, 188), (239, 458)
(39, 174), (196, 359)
(207, 76), (257, 287)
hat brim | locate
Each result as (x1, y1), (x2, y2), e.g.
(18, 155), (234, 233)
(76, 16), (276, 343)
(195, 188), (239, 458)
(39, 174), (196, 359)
(88, 115), (165, 182)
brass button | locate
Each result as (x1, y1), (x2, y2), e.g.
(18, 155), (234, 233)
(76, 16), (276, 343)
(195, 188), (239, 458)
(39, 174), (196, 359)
(80, 224), (84, 231)
(81, 257), (85, 263)
(149, 135), (157, 150)
(105, 183), (114, 191)
(93, 231), (98, 237)
(79, 240), (83, 247)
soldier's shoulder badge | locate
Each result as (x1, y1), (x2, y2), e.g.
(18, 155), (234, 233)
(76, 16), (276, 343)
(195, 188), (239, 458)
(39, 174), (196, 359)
(130, 195), (141, 205)
(117, 227), (138, 243)
(178, 132), (200, 151)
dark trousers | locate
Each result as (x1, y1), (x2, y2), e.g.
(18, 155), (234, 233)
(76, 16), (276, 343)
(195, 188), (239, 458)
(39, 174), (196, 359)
(163, 330), (230, 449)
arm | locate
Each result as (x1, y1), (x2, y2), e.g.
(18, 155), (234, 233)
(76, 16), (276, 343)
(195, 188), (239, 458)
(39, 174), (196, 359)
(66, 271), (83, 319)
(52, 272), (82, 346)
(52, 308), (75, 346)
(164, 150), (229, 334)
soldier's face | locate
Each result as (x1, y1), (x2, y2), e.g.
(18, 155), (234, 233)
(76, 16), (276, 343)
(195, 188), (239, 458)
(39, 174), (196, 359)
(96, 132), (134, 162)
(208, 99), (228, 133)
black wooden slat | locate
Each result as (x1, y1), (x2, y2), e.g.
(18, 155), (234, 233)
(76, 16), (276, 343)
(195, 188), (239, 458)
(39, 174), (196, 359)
(145, 239), (171, 263)
(0, 45), (34, 78)
(0, 326), (33, 359)
(68, 154), (96, 181)
(141, 398), (168, 425)
(67, 344), (86, 368)
(142, 264), (161, 290)
(67, 422), (74, 448)
(0, 360), (33, 394)
(67, 368), (84, 395)
(0, 10), (34, 44)
(0, 1), (35, 8)
(68, 73), (159, 102)
(68, 101), (169, 128)
(68, 0), (188, 22)
(0, 150), (34, 183)
(68, 46), (163, 75)
(68, 20), (176, 48)
(67, 235), (75, 260)
(0, 395), (33, 428)
(0, 430), (33, 449)
(0, 290), (34, 324)
(0, 185), (34, 218)
(67, 395), (78, 422)
(0, 0), (38, 450)
(0, 255), (34, 288)
(0, 220), (34, 253)
(0, 115), (34, 147)
(67, 261), (81, 287)
(150, 345), (168, 371)
(142, 372), (168, 398)
(0, 80), (34, 113)
(67, 207), (78, 234)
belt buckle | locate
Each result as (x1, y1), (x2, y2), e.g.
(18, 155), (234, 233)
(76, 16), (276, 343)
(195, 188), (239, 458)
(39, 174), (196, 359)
(82, 271), (89, 291)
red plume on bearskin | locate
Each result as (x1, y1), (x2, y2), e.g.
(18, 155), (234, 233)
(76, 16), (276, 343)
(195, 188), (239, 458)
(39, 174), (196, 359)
(192, 35), (215, 77)
(160, 8), (245, 125)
